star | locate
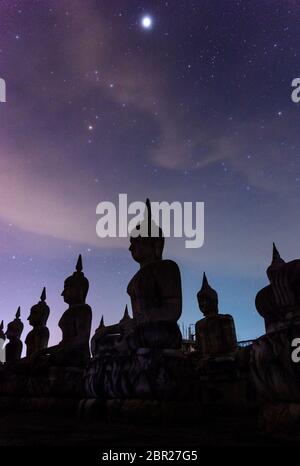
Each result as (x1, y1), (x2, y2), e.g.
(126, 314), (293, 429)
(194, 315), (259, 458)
(141, 16), (153, 29)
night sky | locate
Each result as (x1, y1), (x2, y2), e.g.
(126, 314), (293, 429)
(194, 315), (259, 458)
(0, 0), (300, 346)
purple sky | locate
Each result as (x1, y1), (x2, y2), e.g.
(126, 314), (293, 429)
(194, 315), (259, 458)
(1, 0), (300, 347)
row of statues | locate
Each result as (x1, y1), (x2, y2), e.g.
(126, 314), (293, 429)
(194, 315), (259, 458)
(0, 199), (239, 400)
(3, 196), (299, 424)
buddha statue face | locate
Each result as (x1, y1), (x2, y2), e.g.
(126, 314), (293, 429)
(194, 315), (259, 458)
(197, 295), (218, 317)
(28, 303), (49, 327)
(61, 276), (88, 305)
(6, 320), (23, 340)
(129, 236), (163, 265)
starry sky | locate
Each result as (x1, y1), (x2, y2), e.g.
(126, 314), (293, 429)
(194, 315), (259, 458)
(0, 0), (300, 347)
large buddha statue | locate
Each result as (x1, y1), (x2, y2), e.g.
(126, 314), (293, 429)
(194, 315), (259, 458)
(86, 199), (188, 400)
(34, 255), (92, 367)
(195, 273), (237, 357)
(251, 244), (300, 405)
(255, 243), (299, 333)
(91, 199), (182, 354)
(25, 287), (50, 358)
(5, 307), (24, 363)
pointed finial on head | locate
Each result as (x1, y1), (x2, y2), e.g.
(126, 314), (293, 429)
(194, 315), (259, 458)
(16, 306), (21, 319)
(0, 320), (3, 331)
(99, 315), (104, 328)
(269, 242), (285, 268)
(123, 305), (129, 320)
(202, 272), (209, 288)
(76, 254), (83, 272)
(40, 287), (46, 302)
(272, 242), (284, 262)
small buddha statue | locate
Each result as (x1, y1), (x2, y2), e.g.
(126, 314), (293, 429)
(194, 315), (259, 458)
(5, 307), (24, 363)
(34, 255), (92, 367)
(195, 273), (237, 357)
(25, 287), (50, 358)
(92, 199), (182, 353)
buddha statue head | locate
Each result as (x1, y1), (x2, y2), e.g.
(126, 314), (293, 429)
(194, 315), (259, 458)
(61, 255), (89, 306)
(28, 287), (50, 327)
(6, 307), (24, 340)
(129, 198), (165, 266)
(197, 273), (219, 317)
(0, 320), (5, 341)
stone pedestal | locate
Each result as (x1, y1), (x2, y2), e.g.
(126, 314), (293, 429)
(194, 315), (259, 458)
(85, 348), (197, 401)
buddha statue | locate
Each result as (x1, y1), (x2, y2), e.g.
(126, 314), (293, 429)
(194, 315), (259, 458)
(195, 273), (237, 357)
(25, 287), (50, 358)
(85, 199), (188, 400)
(5, 307), (24, 363)
(34, 255), (92, 367)
(251, 244), (300, 404)
(255, 243), (299, 333)
(91, 199), (182, 354)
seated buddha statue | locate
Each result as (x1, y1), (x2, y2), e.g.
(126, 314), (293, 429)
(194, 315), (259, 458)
(195, 273), (237, 358)
(25, 287), (50, 358)
(91, 199), (182, 354)
(251, 244), (300, 403)
(34, 255), (92, 368)
(5, 307), (24, 363)
(255, 243), (300, 333)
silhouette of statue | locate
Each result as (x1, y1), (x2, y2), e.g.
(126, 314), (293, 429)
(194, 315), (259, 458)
(25, 287), (50, 358)
(252, 243), (300, 405)
(34, 255), (92, 367)
(86, 199), (191, 400)
(195, 273), (237, 357)
(91, 199), (182, 355)
(5, 307), (24, 363)
(255, 243), (297, 333)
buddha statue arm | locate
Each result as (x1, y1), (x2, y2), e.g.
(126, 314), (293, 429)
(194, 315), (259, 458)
(65, 307), (92, 349)
(147, 261), (182, 322)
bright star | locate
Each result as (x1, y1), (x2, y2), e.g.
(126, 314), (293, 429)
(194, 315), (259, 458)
(141, 16), (153, 29)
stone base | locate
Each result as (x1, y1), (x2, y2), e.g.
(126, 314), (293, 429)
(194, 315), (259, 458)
(85, 348), (198, 400)
(260, 402), (300, 436)
(0, 396), (80, 414)
(78, 398), (203, 425)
